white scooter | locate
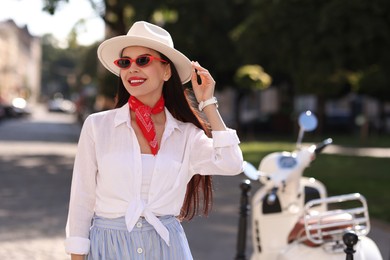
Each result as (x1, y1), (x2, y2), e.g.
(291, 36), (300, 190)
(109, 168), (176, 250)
(235, 111), (383, 260)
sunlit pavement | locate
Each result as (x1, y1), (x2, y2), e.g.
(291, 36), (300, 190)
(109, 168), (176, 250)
(0, 104), (79, 259)
(0, 103), (389, 259)
(324, 145), (390, 158)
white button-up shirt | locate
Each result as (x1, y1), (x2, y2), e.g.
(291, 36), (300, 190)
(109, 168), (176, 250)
(65, 103), (243, 254)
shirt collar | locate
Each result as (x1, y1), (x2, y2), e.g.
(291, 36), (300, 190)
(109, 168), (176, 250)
(113, 102), (182, 133)
(114, 103), (130, 128)
(164, 107), (182, 133)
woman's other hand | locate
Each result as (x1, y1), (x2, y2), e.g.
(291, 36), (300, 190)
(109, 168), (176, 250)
(191, 61), (216, 103)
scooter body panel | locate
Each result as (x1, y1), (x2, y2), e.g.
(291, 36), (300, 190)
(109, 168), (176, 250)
(250, 177), (327, 259)
(241, 113), (382, 260)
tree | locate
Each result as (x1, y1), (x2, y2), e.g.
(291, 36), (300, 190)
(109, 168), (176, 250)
(235, 0), (390, 132)
(161, 0), (251, 87)
(43, 0), (165, 36)
(233, 65), (272, 132)
(42, 0), (253, 117)
(41, 34), (77, 100)
(43, 0), (165, 110)
(41, 30), (102, 117)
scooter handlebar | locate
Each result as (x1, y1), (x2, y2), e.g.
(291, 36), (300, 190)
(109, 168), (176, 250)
(314, 138), (333, 154)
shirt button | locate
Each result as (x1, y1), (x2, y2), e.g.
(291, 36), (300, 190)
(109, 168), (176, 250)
(136, 222), (142, 228)
(137, 247), (143, 254)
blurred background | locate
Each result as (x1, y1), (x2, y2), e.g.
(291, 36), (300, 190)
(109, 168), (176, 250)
(0, 0), (389, 259)
(1, 0), (390, 136)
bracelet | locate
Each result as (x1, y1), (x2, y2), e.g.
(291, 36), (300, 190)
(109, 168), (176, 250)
(198, 97), (218, 111)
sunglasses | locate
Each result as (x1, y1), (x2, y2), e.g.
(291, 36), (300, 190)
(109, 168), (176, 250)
(114, 55), (168, 69)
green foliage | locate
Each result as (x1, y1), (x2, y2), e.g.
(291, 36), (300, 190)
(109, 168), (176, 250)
(359, 65), (390, 101)
(42, 0), (69, 14)
(41, 34), (76, 98)
(305, 154), (390, 222)
(42, 0), (390, 102)
(161, 0), (252, 87)
(235, 65), (272, 91)
(237, 0), (390, 100)
(41, 34), (99, 100)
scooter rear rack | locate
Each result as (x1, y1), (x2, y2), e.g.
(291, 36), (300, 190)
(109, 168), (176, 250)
(303, 193), (370, 245)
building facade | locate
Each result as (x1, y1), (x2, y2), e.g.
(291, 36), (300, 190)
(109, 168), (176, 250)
(0, 19), (41, 104)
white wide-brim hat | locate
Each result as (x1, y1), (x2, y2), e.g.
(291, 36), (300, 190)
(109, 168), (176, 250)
(97, 21), (192, 84)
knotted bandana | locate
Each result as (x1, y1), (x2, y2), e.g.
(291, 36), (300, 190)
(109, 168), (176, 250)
(128, 95), (165, 155)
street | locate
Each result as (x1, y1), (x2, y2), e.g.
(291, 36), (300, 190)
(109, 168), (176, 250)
(0, 105), (79, 259)
(0, 104), (388, 259)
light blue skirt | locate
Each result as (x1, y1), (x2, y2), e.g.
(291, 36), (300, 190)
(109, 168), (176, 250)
(88, 215), (193, 260)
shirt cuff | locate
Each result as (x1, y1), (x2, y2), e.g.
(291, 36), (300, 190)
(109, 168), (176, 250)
(211, 129), (240, 147)
(65, 236), (90, 255)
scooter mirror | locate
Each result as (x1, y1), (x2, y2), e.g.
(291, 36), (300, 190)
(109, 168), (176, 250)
(243, 161), (260, 180)
(298, 110), (318, 132)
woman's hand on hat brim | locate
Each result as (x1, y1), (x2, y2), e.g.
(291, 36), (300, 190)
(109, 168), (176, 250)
(191, 61), (216, 103)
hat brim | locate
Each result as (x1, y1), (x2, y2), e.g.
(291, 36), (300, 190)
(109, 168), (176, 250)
(97, 35), (192, 84)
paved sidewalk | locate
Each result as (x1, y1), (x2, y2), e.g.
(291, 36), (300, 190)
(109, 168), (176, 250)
(0, 237), (68, 260)
(324, 144), (390, 158)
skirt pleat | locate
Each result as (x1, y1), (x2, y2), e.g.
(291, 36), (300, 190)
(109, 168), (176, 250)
(88, 215), (193, 260)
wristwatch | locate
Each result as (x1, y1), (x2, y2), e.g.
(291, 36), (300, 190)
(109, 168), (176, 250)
(198, 97), (218, 111)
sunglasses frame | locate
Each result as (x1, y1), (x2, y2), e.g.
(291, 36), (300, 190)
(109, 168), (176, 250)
(114, 55), (168, 69)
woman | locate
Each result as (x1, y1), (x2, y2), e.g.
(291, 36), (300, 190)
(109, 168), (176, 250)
(65, 21), (243, 260)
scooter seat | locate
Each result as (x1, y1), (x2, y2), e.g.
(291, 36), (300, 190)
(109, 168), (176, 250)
(288, 212), (353, 247)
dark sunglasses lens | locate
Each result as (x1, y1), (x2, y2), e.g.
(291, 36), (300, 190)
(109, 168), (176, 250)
(117, 59), (130, 68)
(136, 56), (151, 67)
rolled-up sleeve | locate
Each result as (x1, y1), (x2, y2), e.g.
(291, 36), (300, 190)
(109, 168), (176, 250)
(189, 128), (244, 176)
(211, 129), (241, 147)
(65, 116), (97, 254)
(65, 237), (90, 255)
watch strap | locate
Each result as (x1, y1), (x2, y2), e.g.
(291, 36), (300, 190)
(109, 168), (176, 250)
(198, 97), (218, 111)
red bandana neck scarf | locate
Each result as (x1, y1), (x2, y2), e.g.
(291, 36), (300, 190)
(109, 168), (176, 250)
(128, 95), (165, 155)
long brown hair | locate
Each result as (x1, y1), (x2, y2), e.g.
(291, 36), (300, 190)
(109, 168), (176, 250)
(114, 54), (213, 220)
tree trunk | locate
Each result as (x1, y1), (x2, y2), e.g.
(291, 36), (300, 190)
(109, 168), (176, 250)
(316, 94), (326, 136)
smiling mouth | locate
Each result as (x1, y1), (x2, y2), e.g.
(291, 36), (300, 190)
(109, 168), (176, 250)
(128, 78), (146, 87)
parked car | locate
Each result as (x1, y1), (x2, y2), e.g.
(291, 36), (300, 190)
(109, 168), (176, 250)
(0, 97), (31, 118)
(12, 97), (31, 116)
(48, 97), (76, 113)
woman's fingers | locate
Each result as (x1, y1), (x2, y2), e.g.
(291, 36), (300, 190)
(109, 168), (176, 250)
(191, 61), (215, 85)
